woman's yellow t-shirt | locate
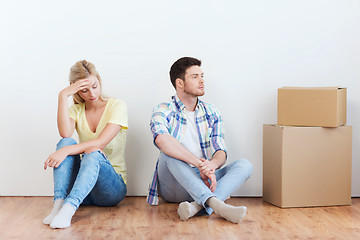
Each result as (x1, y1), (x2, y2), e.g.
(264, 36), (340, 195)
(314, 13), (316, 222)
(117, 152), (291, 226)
(69, 98), (128, 184)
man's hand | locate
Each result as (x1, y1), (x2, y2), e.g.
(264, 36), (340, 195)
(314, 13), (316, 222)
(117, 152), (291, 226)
(199, 159), (217, 192)
(200, 170), (217, 193)
(200, 171), (211, 188)
(198, 158), (216, 175)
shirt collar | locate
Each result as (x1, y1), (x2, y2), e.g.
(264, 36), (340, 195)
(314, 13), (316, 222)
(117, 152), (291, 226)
(173, 95), (201, 112)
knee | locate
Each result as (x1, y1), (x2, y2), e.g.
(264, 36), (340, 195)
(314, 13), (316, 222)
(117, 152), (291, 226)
(159, 153), (190, 172)
(56, 138), (77, 150)
(234, 158), (253, 176)
(159, 152), (170, 161)
(84, 146), (104, 155)
(158, 153), (171, 165)
(81, 149), (106, 166)
(82, 150), (101, 161)
(159, 153), (181, 164)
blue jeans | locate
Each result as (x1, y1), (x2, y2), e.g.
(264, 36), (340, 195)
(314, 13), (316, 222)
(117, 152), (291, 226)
(157, 153), (253, 215)
(53, 138), (127, 209)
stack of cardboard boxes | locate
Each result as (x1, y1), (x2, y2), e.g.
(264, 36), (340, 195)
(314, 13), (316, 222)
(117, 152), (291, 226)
(263, 87), (352, 208)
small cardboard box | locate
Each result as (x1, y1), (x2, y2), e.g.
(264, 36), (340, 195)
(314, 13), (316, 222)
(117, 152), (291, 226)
(263, 124), (352, 208)
(277, 87), (346, 127)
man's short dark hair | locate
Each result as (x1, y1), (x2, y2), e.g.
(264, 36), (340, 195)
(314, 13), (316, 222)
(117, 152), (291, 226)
(169, 57), (201, 89)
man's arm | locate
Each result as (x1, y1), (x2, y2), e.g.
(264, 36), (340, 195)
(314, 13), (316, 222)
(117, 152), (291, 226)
(155, 133), (217, 192)
(199, 105), (228, 173)
(151, 103), (216, 191)
(155, 133), (202, 168)
(151, 103), (203, 168)
(210, 150), (226, 169)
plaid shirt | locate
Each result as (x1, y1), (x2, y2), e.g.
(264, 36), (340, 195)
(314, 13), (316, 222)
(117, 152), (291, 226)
(147, 95), (227, 205)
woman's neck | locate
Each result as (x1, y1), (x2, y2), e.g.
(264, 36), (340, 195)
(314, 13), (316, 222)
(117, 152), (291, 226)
(84, 98), (107, 111)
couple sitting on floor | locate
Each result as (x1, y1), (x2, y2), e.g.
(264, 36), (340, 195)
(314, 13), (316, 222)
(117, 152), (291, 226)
(43, 57), (253, 229)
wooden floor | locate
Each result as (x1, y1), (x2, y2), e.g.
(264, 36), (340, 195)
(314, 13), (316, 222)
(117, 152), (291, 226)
(1, 197), (360, 240)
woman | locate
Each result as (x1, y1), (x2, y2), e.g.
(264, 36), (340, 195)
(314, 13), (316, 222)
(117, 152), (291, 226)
(43, 60), (128, 229)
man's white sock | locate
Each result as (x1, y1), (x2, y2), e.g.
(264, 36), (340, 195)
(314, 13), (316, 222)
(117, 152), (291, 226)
(206, 197), (247, 224)
(50, 203), (76, 229)
(43, 199), (64, 225)
(177, 201), (203, 220)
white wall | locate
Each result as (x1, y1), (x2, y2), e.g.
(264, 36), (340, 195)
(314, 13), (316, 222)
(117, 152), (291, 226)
(0, 0), (359, 196)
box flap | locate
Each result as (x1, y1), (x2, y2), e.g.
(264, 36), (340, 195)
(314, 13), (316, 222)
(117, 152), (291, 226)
(279, 86), (342, 91)
(263, 124), (285, 129)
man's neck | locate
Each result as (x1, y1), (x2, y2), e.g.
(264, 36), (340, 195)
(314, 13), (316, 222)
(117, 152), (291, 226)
(176, 91), (198, 111)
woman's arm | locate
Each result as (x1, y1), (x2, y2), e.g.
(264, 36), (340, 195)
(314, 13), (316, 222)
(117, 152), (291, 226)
(57, 79), (90, 137)
(44, 123), (122, 169)
(57, 93), (75, 138)
(63, 123), (121, 155)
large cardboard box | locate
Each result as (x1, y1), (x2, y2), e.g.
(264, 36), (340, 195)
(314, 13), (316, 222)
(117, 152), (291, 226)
(277, 87), (346, 127)
(263, 124), (352, 208)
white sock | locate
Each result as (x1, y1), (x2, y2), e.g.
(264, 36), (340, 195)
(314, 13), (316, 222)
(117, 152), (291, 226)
(177, 201), (203, 220)
(43, 199), (64, 225)
(207, 197), (247, 224)
(50, 203), (76, 229)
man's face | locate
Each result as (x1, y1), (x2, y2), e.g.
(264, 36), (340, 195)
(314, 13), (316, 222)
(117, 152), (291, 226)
(182, 65), (205, 97)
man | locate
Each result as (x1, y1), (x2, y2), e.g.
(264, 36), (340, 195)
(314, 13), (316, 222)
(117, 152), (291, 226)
(147, 57), (252, 223)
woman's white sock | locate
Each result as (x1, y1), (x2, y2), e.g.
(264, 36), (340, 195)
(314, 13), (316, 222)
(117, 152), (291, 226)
(43, 199), (64, 225)
(177, 201), (203, 220)
(206, 197), (247, 224)
(50, 203), (76, 229)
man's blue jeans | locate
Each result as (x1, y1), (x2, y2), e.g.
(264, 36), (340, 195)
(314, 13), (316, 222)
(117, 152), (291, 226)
(157, 153), (253, 215)
(53, 138), (127, 209)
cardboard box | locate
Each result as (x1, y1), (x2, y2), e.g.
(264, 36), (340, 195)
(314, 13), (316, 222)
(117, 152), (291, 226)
(263, 124), (352, 208)
(277, 87), (346, 127)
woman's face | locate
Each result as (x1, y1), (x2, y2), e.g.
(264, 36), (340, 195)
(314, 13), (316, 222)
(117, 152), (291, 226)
(77, 75), (101, 103)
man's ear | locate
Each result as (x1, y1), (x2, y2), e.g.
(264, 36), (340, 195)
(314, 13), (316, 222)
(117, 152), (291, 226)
(176, 78), (184, 89)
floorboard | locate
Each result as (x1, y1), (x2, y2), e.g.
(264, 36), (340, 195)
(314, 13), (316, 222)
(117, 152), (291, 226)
(1, 197), (360, 239)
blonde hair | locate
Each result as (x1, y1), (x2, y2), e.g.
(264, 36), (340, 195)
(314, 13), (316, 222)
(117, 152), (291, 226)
(69, 60), (104, 104)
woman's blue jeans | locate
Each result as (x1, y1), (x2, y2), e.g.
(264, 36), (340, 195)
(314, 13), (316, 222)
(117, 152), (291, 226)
(157, 153), (253, 215)
(53, 138), (127, 210)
